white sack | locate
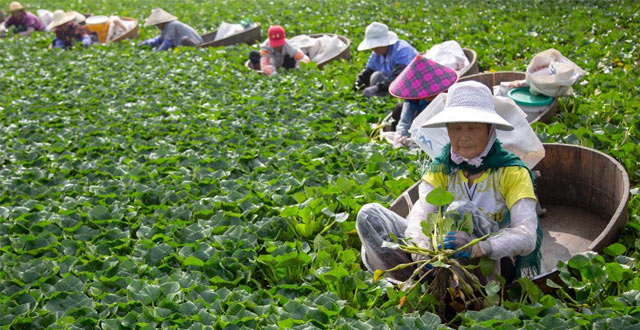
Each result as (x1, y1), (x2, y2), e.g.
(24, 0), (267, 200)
(424, 40), (470, 72)
(526, 48), (585, 97)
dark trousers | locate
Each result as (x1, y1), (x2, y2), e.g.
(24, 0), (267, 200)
(249, 51), (296, 70)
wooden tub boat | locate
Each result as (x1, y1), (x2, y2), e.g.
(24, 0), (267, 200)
(459, 48), (479, 78)
(382, 71), (556, 134)
(108, 17), (139, 43)
(387, 143), (630, 291)
(245, 33), (351, 73)
(199, 23), (261, 48)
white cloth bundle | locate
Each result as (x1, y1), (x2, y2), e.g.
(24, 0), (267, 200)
(214, 22), (245, 41)
(424, 40), (470, 72)
(37, 9), (53, 31)
(288, 34), (347, 63)
(106, 16), (136, 42)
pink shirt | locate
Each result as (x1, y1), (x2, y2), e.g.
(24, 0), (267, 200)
(4, 11), (45, 31)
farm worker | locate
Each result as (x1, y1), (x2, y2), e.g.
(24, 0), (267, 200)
(354, 22), (418, 98)
(388, 54), (458, 147)
(249, 25), (310, 76)
(0, 2), (45, 36)
(356, 81), (541, 283)
(48, 10), (93, 49)
(139, 8), (203, 51)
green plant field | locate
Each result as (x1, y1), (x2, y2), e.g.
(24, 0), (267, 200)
(1, 0), (639, 328)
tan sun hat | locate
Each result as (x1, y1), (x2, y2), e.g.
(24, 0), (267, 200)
(9, 2), (24, 12)
(144, 8), (177, 27)
(67, 11), (86, 24)
(47, 9), (75, 30)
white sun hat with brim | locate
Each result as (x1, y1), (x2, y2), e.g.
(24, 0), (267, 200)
(421, 81), (514, 131)
(357, 22), (398, 51)
(47, 10), (75, 30)
(144, 8), (177, 27)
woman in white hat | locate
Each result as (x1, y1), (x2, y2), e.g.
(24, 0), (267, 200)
(138, 8), (203, 51)
(354, 22), (418, 98)
(1, 2), (45, 36)
(356, 81), (541, 283)
(48, 9), (93, 49)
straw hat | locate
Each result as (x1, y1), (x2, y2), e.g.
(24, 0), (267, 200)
(144, 8), (177, 27)
(66, 11), (86, 24)
(9, 2), (24, 12)
(421, 81), (514, 131)
(47, 9), (75, 30)
(357, 22), (398, 51)
(389, 54), (458, 100)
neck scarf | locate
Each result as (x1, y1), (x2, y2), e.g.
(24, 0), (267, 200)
(450, 126), (497, 167)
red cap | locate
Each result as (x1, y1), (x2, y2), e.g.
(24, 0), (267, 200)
(268, 25), (286, 48)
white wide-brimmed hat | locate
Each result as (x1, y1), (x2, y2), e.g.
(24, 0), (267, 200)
(357, 22), (398, 51)
(9, 1), (24, 12)
(421, 81), (514, 131)
(144, 8), (177, 27)
(47, 9), (75, 30)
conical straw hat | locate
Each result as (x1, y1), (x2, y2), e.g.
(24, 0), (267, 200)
(389, 54), (458, 100)
(144, 8), (177, 27)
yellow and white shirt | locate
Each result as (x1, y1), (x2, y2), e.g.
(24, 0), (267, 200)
(405, 166), (538, 261)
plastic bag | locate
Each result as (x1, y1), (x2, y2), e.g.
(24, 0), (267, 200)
(525, 48), (585, 97)
(424, 40), (470, 72)
(409, 93), (545, 169)
(214, 22), (244, 41)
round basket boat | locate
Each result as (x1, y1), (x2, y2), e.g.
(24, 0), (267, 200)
(200, 23), (261, 48)
(385, 143), (630, 291)
(459, 48), (479, 78)
(245, 33), (351, 73)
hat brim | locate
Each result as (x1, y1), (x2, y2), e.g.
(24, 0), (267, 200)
(144, 17), (177, 27)
(47, 14), (74, 30)
(357, 31), (398, 51)
(269, 38), (285, 48)
(9, 7), (24, 12)
(421, 106), (514, 131)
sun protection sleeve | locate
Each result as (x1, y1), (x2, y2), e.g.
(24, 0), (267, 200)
(81, 34), (92, 46)
(157, 39), (173, 51)
(260, 49), (276, 75)
(293, 50), (310, 63)
(141, 35), (163, 47)
(480, 197), (537, 260)
(404, 181), (438, 251)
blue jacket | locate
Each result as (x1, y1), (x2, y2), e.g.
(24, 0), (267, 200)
(365, 39), (418, 76)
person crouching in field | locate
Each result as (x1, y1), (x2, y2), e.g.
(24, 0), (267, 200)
(248, 25), (310, 76)
(138, 8), (203, 51)
(48, 10), (92, 49)
(388, 54), (458, 147)
(354, 22), (418, 98)
(0, 2), (44, 37)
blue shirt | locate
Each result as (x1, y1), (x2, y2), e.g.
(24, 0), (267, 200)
(365, 39), (418, 76)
